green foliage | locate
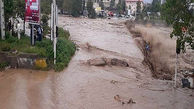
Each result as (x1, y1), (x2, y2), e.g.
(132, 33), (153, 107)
(151, 0), (161, 12)
(136, 0), (142, 20)
(71, 0), (82, 17)
(99, 1), (105, 10)
(0, 62), (9, 70)
(58, 27), (70, 39)
(56, 0), (64, 10)
(87, 0), (96, 18)
(0, 43), (11, 51)
(61, 0), (72, 12)
(38, 28), (75, 72)
(4, 0), (14, 30)
(110, 0), (115, 10)
(0, 31), (76, 72)
(161, 0), (194, 52)
(116, 0), (126, 14)
(54, 37), (75, 69)
(53, 37), (76, 71)
(41, 14), (50, 36)
(41, 0), (52, 15)
(0, 34), (48, 57)
(136, 0), (142, 13)
(13, 0), (25, 19)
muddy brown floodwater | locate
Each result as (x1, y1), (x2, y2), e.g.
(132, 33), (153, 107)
(0, 16), (193, 109)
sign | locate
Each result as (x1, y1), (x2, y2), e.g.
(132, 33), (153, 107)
(25, 0), (40, 24)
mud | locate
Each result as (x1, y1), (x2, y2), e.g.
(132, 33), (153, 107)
(126, 21), (194, 80)
(87, 57), (129, 67)
(0, 16), (193, 109)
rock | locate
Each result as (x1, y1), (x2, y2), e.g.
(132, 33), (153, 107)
(88, 58), (106, 66)
(110, 80), (119, 84)
(111, 58), (129, 67)
(127, 98), (136, 104)
(114, 95), (121, 102)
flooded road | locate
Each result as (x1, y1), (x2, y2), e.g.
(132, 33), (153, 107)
(0, 16), (193, 109)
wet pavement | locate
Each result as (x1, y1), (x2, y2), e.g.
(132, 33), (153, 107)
(0, 16), (193, 109)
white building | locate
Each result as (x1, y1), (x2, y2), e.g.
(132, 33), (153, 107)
(85, 0), (112, 9)
(125, 0), (143, 14)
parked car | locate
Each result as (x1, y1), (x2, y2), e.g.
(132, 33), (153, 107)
(108, 11), (114, 17)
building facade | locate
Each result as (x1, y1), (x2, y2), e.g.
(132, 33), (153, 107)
(125, 0), (143, 14)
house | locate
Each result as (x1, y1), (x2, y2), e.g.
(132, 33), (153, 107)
(84, 0), (112, 9)
(161, 0), (166, 4)
(125, 0), (143, 15)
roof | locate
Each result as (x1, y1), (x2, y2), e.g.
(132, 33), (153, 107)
(126, 0), (143, 2)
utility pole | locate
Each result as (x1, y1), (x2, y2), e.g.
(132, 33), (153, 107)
(174, 53), (178, 87)
(51, 3), (54, 41)
(0, 0), (5, 40)
(52, 0), (58, 65)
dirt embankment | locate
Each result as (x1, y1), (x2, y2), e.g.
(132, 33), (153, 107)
(126, 21), (194, 80)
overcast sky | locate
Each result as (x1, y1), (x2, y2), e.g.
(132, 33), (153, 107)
(144, 0), (153, 3)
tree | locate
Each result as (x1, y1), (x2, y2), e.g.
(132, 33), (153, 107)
(122, 0), (126, 13)
(71, 0), (82, 17)
(56, 0), (64, 10)
(13, 0), (25, 19)
(87, 0), (96, 18)
(41, 14), (50, 36)
(161, 0), (194, 52)
(4, 0), (14, 30)
(136, 0), (142, 20)
(110, 0), (115, 10)
(41, 0), (52, 15)
(128, 5), (131, 10)
(136, 0), (141, 13)
(99, 1), (105, 10)
(151, 0), (161, 12)
(117, 0), (126, 14)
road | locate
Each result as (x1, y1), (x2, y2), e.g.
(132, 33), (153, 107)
(0, 16), (193, 109)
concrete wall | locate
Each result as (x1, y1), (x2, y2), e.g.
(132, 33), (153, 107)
(0, 52), (47, 69)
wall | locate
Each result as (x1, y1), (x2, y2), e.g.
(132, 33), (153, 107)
(0, 52), (47, 69)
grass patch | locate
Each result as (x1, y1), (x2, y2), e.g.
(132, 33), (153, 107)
(0, 62), (9, 71)
(0, 34), (50, 57)
(54, 28), (76, 71)
(0, 29), (76, 72)
(58, 27), (70, 40)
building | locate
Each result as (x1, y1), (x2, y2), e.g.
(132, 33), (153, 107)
(84, 0), (112, 9)
(125, 0), (143, 14)
(161, 0), (166, 4)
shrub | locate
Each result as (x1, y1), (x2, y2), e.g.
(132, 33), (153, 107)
(41, 14), (50, 36)
(54, 62), (65, 72)
(0, 43), (11, 51)
(0, 62), (9, 70)
(54, 37), (76, 71)
(58, 27), (70, 39)
(0, 27), (76, 72)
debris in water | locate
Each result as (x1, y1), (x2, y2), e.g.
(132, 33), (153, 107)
(110, 80), (119, 84)
(111, 58), (129, 67)
(127, 98), (136, 104)
(88, 58), (106, 66)
(87, 58), (129, 67)
(114, 95), (121, 102)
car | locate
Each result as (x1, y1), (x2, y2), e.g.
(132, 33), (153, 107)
(108, 11), (114, 17)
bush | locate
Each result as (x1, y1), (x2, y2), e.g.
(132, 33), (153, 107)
(0, 27), (76, 72)
(54, 37), (76, 71)
(54, 62), (65, 72)
(58, 27), (70, 39)
(41, 14), (50, 36)
(1, 43), (11, 51)
(0, 62), (9, 70)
